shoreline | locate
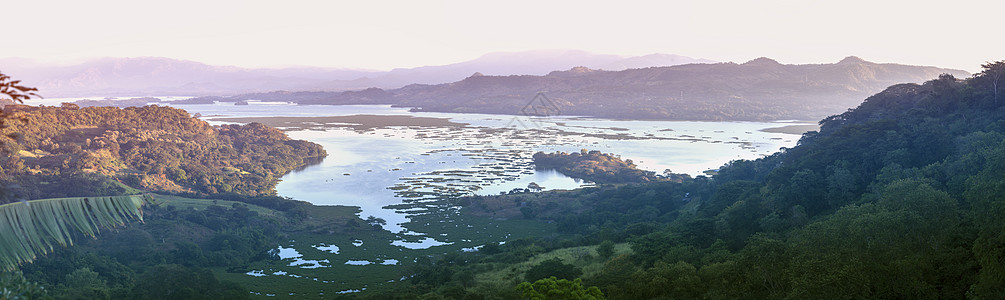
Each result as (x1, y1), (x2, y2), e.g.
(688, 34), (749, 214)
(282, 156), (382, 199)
(210, 114), (470, 131)
(758, 124), (820, 135)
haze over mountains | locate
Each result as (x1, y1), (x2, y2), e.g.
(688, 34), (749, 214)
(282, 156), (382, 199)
(2, 50), (969, 121)
(0, 50), (714, 97)
(0, 57), (379, 97)
(194, 56), (969, 121)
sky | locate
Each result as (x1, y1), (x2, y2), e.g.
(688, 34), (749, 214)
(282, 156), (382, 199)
(4, 0), (1003, 73)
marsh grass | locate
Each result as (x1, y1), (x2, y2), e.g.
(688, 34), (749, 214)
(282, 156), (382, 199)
(212, 202), (556, 298)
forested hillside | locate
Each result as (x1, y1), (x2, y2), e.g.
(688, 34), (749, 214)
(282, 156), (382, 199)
(350, 63), (1005, 298)
(0, 102), (344, 299)
(0, 104), (326, 202)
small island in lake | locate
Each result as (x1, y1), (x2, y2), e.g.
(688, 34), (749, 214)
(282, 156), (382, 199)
(533, 150), (690, 184)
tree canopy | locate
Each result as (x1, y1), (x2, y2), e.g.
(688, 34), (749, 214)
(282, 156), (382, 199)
(0, 105), (326, 201)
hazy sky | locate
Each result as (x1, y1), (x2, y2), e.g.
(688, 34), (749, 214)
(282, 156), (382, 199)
(5, 0), (1002, 72)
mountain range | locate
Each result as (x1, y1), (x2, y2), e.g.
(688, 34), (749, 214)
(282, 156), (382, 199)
(195, 56), (969, 121)
(0, 50), (714, 97)
(3, 51), (969, 121)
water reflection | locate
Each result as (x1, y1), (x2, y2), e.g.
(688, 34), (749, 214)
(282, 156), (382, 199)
(271, 246), (331, 269)
(391, 237), (453, 249)
(290, 156), (326, 173)
(161, 103), (802, 250)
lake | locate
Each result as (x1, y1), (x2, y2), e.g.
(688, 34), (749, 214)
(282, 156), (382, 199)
(37, 98), (810, 292)
(155, 101), (804, 233)
(35, 98), (808, 234)
(37, 98), (807, 234)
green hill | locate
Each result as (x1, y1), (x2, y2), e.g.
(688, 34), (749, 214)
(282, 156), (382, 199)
(0, 104), (326, 202)
(548, 64), (1005, 298)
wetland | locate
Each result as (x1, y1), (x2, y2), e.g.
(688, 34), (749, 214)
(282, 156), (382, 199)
(22, 97), (810, 296)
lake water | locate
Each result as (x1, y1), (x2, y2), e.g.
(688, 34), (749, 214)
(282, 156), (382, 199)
(150, 101), (801, 233)
(35, 98), (807, 291)
(32, 98), (805, 234)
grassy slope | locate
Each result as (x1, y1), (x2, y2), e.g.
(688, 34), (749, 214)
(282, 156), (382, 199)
(151, 193), (282, 217)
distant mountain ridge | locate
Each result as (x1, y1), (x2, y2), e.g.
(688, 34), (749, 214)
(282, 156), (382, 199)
(198, 57), (968, 121)
(0, 57), (381, 97)
(340, 50), (716, 89)
(0, 50), (714, 97)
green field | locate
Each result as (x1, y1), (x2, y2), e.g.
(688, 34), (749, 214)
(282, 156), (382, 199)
(150, 193), (282, 217)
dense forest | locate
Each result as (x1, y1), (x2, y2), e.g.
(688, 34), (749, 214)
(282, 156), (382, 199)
(0, 104), (326, 202)
(332, 63), (1004, 298)
(184, 57), (966, 122)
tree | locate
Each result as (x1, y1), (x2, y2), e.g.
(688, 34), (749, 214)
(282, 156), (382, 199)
(979, 61), (1004, 106)
(0, 271), (47, 299)
(0, 72), (38, 204)
(596, 240), (615, 259)
(365, 215), (387, 230)
(528, 182), (544, 192)
(970, 233), (1005, 298)
(525, 258), (582, 282)
(520, 206), (536, 219)
(60, 267), (110, 299)
(0, 71), (38, 151)
(515, 277), (605, 300)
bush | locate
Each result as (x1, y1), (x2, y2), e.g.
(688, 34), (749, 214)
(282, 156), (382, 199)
(525, 258), (582, 282)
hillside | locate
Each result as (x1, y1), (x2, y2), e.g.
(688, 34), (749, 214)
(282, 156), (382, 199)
(327, 64), (1005, 298)
(0, 104), (326, 201)
(199, 57), (968, 122)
